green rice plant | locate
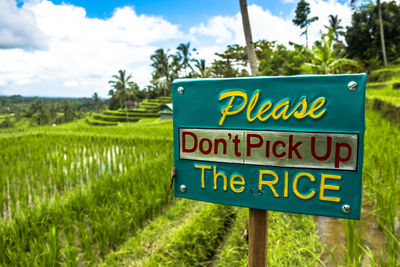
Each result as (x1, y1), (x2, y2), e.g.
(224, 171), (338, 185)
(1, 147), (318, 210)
(214, 209), (323, 267)
(103, 199), (204, 266)
(0, 133), (172, 219)
(144, 203), (235, 266)
(343, 220), (363, 266)
(342, 109), (400, 265)
(0, 152), (173, 265)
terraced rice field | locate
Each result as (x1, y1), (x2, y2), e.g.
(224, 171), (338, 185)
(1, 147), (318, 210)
(0, 69), (399, 265)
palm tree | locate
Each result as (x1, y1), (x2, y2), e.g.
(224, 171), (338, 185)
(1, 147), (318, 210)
(194, 59), (210, 78)
(108, 70), (134, 122)
(92, 92), (102, 113)
(150, 49), (171, 96)
(324, 15), (344, 40)
(177, 42), (194, 76)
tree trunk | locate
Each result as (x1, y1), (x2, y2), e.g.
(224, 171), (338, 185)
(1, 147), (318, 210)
(239, 0), (258, 76)
(377, 0), (388, 66)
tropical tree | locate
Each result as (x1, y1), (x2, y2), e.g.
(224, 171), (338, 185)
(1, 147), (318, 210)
(258, 41), (311, 76)
(27, 99), (50, 125)
(193, 59), (211, 78)
(107, 89), (119, 110)
(324, 14), (344, 40)
(346, 1), (400, 68)
(92, 92), (103, 113)
(350, 0), (388, 66)
(108, 70), (135, 122)
(49, 101), (57, 123)
(62, 100), (75, 123)
(210, 44), (248, 77)
(176, 42), (194, 76)
(303, 31), (361, 74)
(292, 0), (318, 47)
(150, 49), (172, 96)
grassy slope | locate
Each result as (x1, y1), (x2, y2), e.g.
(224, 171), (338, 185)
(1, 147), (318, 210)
(3, 73), (400, 265)
(367, 65), (400, 106)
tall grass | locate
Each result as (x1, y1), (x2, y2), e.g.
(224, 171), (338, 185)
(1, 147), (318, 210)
(0, 154), (173, 265)
(361, 109), (400, 265)
(342, 109), (400, 265)
(214, 208), (323, 266)
(0, 134), (170, 219)
(0, 119), (174, 265)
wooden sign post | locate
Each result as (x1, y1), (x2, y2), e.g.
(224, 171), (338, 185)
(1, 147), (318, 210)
(249, 209), (268, 267)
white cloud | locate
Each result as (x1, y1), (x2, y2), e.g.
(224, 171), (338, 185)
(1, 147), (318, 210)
(0, 80), (8, 87)
(307, 0), (353, 43)
(189, 1), (352, 48)
(63, 80), (79, 87)
(0, 0), (183, 97)
(0, 1), (354, 97)
(0, 0), (48, 50)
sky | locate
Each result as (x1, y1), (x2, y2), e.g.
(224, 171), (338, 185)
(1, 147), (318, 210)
(0, 0), (360, 97)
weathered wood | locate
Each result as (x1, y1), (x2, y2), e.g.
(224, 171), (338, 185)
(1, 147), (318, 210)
(248, 208), (268, 267)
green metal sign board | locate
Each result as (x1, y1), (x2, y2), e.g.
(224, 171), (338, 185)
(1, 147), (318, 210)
(172, 74), (366, 219)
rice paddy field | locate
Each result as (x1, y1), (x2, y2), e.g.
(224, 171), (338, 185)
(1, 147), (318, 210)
(1, 69), (400, 266)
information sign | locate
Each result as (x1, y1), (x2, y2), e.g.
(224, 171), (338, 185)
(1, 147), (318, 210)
(172, 75), (366, 219)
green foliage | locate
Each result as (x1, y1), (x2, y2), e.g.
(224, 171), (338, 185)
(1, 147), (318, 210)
(302, 31), (361, 74)
(210, 44), (249, 78)
(61, 100), (76, 123)
(346, 1), (400, 68)
(89, 96), (169, 126)
(258, 41), (310, 76)
(145, 204), (235, 266)
(177, 42), (195, 76)
(149, 48), (177, 97)
(361, 110), (400, 265)
(108, 70), (141, 121)
(324, 14), (345, 40)
(368, 68), (400, 83)
(0, 117), (14, 129)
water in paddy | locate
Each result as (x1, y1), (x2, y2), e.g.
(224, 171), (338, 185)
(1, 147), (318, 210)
(315, 204), (386, 266)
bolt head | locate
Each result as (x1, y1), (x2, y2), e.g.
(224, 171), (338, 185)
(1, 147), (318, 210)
(348, 81), (358, 91)
(180, 184), (187, 193)
(342, 204), (351, 214)
(177, 87), (184, 95)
